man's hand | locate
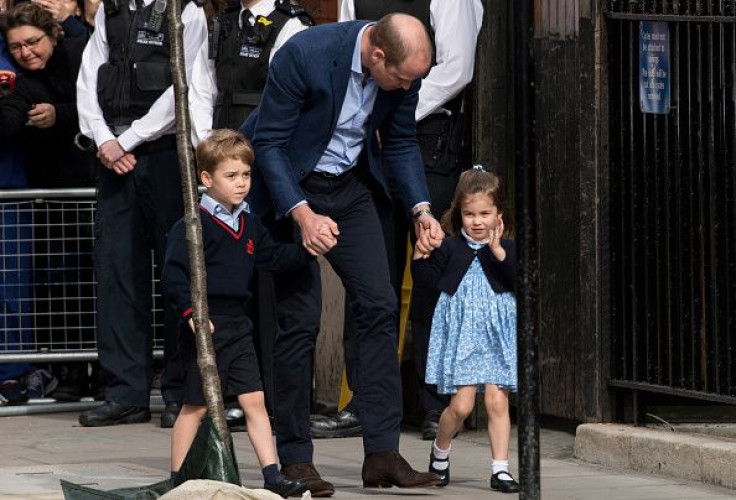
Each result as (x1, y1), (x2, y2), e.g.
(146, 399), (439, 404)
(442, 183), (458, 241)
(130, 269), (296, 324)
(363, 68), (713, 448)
(27, 103), (56, 128)
(413, 206), (444, 258)
(111, 153), (137, 175)
(98, 139), (128, 170)
(291, 204), (339, 256)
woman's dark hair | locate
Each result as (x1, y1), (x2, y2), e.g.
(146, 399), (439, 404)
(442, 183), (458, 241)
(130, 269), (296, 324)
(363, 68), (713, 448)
(440, 167), (513, 237)
(0, 2), (63, 42)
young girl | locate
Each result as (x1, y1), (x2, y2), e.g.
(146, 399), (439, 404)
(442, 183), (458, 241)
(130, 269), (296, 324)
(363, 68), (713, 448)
(411, 165), (519, 493)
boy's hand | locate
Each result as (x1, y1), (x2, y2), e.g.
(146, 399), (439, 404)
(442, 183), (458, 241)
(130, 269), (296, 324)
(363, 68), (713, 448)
(187, 318), (215, 335)
(291, 204), (339, 256)
(490, 215), (506, 261)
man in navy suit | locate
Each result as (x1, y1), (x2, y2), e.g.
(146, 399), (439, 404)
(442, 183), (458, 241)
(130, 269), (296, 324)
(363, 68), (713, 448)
(241, 13), (443, 496)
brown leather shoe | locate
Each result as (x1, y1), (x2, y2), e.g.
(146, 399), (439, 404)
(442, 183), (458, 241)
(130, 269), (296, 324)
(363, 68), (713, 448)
(362, 450), (442, 488)
(281, 462), (335, 497)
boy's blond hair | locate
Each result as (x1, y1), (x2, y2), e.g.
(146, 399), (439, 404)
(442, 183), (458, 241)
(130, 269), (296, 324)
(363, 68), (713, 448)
(196, 129), (254, 176)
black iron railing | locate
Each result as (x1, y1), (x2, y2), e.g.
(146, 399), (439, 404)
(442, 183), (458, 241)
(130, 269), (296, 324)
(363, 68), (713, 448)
(607, 1), (736, 405)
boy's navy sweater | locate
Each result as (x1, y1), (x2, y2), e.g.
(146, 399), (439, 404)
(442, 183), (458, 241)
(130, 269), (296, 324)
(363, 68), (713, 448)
(163, 206), (311, 320)
(411, 235), (516, 296)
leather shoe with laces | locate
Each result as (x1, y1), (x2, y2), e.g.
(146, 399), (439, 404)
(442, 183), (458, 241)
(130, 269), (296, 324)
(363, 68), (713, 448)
(310, 410), (362, 438)
(491, 470), (520, 493)
(281, 462), (334, 497)
(264, 476), (309, 498)
(362, 450), (442, 488)
(160, 402), (181, 428)
(79, 401), (151, 427)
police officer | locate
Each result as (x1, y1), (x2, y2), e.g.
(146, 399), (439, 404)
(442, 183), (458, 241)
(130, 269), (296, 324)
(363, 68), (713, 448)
(76, 0), (207, 427)
(189, 0), (312, 144)
(312, 0), (484, 440)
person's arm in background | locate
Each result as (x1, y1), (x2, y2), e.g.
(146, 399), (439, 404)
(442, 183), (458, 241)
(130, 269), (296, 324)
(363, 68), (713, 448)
(32, 0), (89, 38)
(76, 4), (115, 148)
(188, 39), (216, 147)
(0, 78), (33, 142)
(338, 0), (355, 22)
(52, 37), (87, 131)
(270, 16), (309, 63)
(415, 0), (483, 121)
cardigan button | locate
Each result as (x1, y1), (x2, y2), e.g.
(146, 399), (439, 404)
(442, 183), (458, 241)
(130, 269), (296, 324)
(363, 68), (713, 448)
(473, 250), (478, 255)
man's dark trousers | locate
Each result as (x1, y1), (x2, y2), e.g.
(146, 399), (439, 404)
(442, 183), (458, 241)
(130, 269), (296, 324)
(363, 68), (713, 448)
(344, 113), (460, 417)
(94, 144), (184, 406)
(271, 170), (402, 465)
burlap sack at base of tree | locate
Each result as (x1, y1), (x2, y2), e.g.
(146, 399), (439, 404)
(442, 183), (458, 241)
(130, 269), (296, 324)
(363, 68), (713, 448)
(159, 480), (311, 500)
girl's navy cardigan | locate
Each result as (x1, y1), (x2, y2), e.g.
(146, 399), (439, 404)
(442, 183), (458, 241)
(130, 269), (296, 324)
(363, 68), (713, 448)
(410, 235), (516, 296)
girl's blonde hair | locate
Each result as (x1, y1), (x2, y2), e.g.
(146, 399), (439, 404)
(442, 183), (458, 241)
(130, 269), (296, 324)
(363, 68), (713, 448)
(440, 166), (510, 236)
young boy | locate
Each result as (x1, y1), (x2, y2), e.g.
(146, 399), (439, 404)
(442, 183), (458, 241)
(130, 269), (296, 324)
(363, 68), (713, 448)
(162, 130), (310, 497)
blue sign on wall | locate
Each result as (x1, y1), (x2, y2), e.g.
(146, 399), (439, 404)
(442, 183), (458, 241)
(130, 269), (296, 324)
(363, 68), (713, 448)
(639, 21), (670, 115)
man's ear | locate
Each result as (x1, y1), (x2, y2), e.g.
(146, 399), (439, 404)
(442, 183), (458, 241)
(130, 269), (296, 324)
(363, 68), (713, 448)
(370, 47), (385, 65)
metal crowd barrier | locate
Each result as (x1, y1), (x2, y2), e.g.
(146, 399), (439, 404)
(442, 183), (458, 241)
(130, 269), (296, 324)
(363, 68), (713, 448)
(0, 188), (165, 415)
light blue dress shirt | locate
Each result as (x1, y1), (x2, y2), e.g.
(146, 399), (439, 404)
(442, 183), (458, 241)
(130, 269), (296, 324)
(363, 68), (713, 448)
(313, 24), (377, 175)
(200, 193), (250, 232)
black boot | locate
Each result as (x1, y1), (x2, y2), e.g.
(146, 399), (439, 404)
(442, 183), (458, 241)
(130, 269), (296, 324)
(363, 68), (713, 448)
(52, 362), (90, 402)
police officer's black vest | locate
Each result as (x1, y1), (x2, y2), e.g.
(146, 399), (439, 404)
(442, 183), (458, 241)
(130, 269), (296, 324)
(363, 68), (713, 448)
(98, 2), (173, 128)
(212, 4), (309, 130)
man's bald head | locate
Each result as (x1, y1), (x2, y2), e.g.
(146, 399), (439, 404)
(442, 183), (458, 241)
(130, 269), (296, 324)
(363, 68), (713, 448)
(369, 13), (432, 71)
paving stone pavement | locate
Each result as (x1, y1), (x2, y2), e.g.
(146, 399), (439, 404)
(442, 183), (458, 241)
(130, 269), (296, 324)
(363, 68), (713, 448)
(0, 411), (734, 499)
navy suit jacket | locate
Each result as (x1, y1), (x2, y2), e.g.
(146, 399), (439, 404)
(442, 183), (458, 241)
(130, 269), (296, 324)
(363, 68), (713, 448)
(240, 21), (429, 218)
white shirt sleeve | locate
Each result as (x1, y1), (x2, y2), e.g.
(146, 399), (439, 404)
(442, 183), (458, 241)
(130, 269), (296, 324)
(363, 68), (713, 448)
(188, 40), (216, 147)
(270, 16), (309, 63)
(116, 2), (208, 152)
(77, 4), (116, 148)
(415, 0), (484, 122)
(338, 0), (355, 21)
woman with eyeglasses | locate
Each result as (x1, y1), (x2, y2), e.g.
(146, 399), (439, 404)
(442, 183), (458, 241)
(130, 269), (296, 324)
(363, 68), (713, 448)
(0, 1), (93, 188)
(0, 2), (96, 404)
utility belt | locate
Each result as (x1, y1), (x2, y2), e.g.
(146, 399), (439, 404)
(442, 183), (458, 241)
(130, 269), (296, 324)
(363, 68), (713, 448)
(74, 131), (177, 156)
(415, 90), (469, 175)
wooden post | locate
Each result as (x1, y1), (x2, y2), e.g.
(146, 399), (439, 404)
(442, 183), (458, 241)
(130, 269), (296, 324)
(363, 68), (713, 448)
(167, 0), (231, 450)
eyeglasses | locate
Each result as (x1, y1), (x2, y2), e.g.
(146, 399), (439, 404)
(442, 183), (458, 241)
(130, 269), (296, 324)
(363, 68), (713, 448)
(7, 35), (47, 54)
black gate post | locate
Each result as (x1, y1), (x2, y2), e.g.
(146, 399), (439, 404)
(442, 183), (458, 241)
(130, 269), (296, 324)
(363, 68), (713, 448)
(514, 0), (540, 498)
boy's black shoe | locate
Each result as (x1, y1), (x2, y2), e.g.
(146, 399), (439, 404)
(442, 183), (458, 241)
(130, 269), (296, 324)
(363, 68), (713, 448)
(281, 462), (335, 497)
(490, 471), (519, 493)
(79, 401), (151, 427)
(264, 477), (309, 498)
(428, 451), (450, 487)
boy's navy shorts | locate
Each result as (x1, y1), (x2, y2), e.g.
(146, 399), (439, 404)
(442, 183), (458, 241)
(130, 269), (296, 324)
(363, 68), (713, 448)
(180, 313), (263, 406)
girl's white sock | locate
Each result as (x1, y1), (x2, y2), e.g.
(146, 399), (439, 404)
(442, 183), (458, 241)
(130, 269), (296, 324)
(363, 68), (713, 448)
(492, 459), (513, 480)
(431, 440), (451, 470)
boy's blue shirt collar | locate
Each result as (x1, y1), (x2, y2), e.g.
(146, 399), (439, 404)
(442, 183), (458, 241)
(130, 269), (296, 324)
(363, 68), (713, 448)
(201, 193), (250, 231)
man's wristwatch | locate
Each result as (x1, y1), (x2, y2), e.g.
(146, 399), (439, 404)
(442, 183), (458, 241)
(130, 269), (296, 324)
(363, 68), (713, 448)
(412, 208), (433, 222)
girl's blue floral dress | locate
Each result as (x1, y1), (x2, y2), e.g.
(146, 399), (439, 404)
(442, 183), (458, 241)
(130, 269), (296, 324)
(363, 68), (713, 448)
(425, 233), (517, 394)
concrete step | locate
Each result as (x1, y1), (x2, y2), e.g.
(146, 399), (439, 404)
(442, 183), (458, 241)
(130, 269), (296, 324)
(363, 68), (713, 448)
(574, 423), (736, 490)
